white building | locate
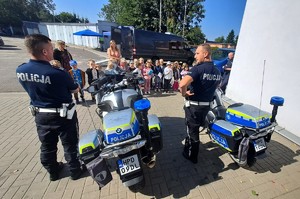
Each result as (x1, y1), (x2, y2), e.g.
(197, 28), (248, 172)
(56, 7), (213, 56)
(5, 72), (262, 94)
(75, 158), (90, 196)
(227, 0), (300, 145)
(23, 21), (117, 50)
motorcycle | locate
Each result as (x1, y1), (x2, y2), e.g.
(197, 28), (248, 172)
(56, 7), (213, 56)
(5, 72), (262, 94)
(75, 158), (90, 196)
(78, 72), (162, 191)
(205, 88), (284, 167)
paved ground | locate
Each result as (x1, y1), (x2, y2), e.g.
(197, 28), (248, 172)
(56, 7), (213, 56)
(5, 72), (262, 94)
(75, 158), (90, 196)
(0, 36), (107, 92)
(0, 36), (300, 199)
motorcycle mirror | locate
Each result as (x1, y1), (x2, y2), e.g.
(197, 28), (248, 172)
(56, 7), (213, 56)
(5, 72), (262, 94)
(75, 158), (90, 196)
(86, 86), (96, 93)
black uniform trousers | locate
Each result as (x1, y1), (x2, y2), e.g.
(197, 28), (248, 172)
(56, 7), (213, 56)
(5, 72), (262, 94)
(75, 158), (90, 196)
(35, 111), (81, 175)
(220, 71), (230, 94)
(183, 105), (210, 162)
(163, 78), (171, 92)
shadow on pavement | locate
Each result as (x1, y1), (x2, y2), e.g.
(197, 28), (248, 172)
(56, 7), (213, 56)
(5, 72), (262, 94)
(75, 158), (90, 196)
(139, 116), (237, 198)
(248, 139), (300, 173)
(0, 44), (21, 50)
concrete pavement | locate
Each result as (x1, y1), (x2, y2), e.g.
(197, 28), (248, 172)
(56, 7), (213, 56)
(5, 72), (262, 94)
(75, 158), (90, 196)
(0, 92), (300, 199)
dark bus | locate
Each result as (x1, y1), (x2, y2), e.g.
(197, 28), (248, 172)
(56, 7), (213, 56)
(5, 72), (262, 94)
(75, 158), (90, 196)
(111, 26), (194, 64)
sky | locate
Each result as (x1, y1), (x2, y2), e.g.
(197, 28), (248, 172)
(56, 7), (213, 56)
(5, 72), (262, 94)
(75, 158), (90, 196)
(52, 0), (246, 41)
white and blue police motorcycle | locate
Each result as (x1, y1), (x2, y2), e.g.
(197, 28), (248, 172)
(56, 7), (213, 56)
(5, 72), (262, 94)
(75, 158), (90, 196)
(205, 88), (284, 167)
(78, 71), (162, 191)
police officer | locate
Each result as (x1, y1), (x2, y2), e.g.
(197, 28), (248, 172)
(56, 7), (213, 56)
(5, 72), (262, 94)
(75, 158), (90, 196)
(220, 52), (234, 94)
(179, 44), (221, 164)
(16, 34), (84, 181)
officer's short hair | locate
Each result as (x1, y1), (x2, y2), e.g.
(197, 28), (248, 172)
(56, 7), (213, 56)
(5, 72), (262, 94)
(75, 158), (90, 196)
(199, 43), (212, 56)
(24, 34), (51, 57)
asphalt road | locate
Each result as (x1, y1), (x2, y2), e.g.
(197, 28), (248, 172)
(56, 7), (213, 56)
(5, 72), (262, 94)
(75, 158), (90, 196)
(0, 36), (107, 92)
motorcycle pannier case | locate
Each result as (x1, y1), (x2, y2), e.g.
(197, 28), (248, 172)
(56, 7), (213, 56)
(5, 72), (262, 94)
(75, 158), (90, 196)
(148, 114), (162, 154)
(225, 104), (272, 129)
(79, 129), (103, 164)
(86, 156), (112, 188)
(210, 120), (242, 152)
(103, 108), (140, 144)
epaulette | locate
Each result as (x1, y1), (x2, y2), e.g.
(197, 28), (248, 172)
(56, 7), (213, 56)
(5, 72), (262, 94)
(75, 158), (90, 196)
(17, 63), (27, 67)
(52, 66), (66, 71)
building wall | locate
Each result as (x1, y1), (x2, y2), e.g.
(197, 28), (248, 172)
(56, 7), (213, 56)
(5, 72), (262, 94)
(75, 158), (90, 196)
(227, 0), (300, 143)
(41, 23), (100, 48)
(97, 21), (118, 51)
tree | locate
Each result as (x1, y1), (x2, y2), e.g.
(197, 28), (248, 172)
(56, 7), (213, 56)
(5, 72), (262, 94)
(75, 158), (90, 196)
(100, 0), (206, 39)
(234, 35), (239, 46)
(185, 26), (206, 45)
(214, 36), (225, 43)
(0, 0), (55, 26)
(226, 29), (235, 44)
(55, 12), (89, 23)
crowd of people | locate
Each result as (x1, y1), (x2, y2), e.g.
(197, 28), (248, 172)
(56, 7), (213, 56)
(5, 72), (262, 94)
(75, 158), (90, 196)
(50, 39), (234, 99)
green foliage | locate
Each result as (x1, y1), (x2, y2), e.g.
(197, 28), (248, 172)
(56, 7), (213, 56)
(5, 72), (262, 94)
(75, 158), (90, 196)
(185, 26), (206, 45)
(215, 36), (225, 43)
(55, 12), (89, 23)
(235, 35), (239, 45)
(0, 0), (89, 28)
(100, 0), (206, 43)
(0, 0), (55, 26)
(226, 29), (235, 44)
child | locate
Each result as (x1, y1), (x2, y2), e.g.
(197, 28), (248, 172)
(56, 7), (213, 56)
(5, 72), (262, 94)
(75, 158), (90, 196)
(68, 60), (86, 104)
(153, 60), (163, 92)
(180, 63), (190, 77)
(105, 60), (115, 74)
(133, 63), (144, 92)
(128, 61), (136, 72)
(143, 61), (153, 94)
(172, 63), (180, 91)
(85, 59), (104, 101)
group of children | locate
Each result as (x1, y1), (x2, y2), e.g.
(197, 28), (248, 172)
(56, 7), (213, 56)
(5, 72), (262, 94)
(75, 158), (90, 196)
(106, 57), (191, 95)
(50, 59), (104, 104)
(50, 57), (192, 103)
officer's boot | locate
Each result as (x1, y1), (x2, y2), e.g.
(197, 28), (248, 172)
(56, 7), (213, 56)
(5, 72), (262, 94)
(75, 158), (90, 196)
(182, 136), (191, 159)
(189, 140), (200, 164)
(182, 137), (199, 164)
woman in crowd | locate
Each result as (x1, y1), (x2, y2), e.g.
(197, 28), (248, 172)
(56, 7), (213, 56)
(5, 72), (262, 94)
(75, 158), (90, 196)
(53, 40), (73, 71)
(107, 40), (121, 63)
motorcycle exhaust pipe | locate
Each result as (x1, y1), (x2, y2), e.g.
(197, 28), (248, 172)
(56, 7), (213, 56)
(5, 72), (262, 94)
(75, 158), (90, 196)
(146, 156), (156, 168)
(142, 154), (156, 168)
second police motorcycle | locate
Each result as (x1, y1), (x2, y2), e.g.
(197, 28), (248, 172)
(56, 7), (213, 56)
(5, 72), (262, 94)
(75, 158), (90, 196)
(205, 88), (284, 167)
(78, 69), (162, 191)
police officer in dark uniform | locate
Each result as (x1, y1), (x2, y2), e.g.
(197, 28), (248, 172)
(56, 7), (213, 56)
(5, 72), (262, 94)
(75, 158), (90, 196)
(16, 34), (84, 181)
(220, 52), (234, 94)
(179, 43), (221, 164)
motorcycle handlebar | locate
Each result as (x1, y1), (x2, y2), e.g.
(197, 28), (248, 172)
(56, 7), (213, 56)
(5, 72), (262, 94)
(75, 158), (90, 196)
(85, 72), (142, 95)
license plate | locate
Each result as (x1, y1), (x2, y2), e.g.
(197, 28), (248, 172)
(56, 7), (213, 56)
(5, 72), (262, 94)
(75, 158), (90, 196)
(117, 154), (140, 176)
(253, 138), (267, 152)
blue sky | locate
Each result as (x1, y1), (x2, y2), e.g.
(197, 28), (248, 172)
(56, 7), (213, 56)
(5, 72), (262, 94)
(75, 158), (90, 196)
(52, 0), (246, 41)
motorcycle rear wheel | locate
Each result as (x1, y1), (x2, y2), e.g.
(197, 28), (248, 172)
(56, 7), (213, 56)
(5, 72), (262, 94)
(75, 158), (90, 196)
(128, 176), (145, 192)
(229, 146), (256, 168)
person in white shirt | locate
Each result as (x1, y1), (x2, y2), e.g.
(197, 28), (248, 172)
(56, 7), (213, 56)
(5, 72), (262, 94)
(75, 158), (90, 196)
(163, 61), (173, 93)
